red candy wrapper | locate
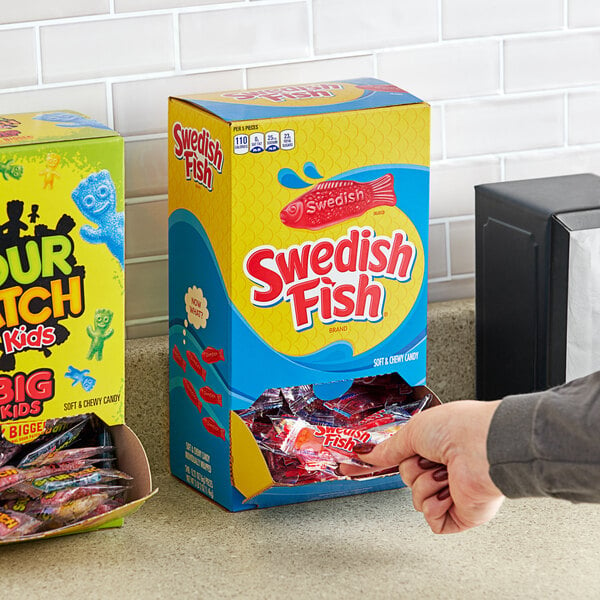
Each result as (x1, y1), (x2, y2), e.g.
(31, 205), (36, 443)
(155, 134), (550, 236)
(0, 467), (25, 493)
(38, 493), (111, 526)
(0, 509), (42, 539)
(236, 374), (432, 485)
(281, 419), (402, 469)
(37, 484), (126, 507)
(20, 446), (114, 468)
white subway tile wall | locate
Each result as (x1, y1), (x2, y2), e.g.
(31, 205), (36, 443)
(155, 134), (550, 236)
(0, 1), (598, 337)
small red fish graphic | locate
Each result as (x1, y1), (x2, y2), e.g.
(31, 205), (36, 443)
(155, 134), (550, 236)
(172, 345), (186, 372)
(183, 379), (202, 413)
(355, 83), (407, 94)
(280, 173), (396, 231)
(203, 417), (226, 441)
(186, 350), (206, 380)
(201, 347), (225, 364)
(199, 386), (222, 406)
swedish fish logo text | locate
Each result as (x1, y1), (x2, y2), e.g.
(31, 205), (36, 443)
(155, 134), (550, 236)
(172, 123), (223, 191)
(222, 83), (344, 103)
(243, 227), (416, 332)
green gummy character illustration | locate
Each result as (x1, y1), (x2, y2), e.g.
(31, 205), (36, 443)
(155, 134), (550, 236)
(87, 308), (114, 361)
(0, 159), (23, 182)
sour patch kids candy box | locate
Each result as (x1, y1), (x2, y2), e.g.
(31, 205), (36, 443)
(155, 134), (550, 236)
(0, 112), (153, 540)
(168, 79), (430, 510)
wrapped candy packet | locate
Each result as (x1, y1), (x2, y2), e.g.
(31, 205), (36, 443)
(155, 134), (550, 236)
(0, 414), (135, 540)
(0, 439), (20, 469)
(281, 418), (403, 469)
(21, 446), (115, 468)
(17, 416), (90, 468)
(236, 374), (433, 485)
(30, 466), (132, 493)
(0, 466), (25, 493)
(37, 484), (127, 507)
(0, 509), (42, 539)
(36, 493), (111, 527)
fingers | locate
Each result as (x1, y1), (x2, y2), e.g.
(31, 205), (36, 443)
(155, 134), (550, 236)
(400, 456), (448, 512)
(398, 462), (463, 535)
(420, 488), (456, 534)
(398, 455), (443, 487)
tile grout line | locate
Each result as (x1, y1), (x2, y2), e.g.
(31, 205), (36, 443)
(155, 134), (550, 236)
(125, 315), (168, 327)
(173, 11), (182, 72)
(125, 194), (168, 205)
(564, 91), (569, 147)
(430, 215), (475, 225)
(105, 81), (115, 129)
(444, 221), (452, 279)
(0, 0), (305, 30)
(499, 39), (505, 94)
(306, 0), (315, 58)
(125, 254), (168, 265)
(34, 25), (43, 86)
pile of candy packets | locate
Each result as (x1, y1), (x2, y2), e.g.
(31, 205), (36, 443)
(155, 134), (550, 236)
(0, 414), (132, 540)
(236, 374), (432, 485)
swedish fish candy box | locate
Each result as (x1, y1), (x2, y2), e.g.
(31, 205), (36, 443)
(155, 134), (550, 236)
(168, 79), (430, 510)
(0, 112), (153, 542)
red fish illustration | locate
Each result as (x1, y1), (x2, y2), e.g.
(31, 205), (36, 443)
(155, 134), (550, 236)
(201, 347), (225, 364)
(280, 173), (396, 231)
(183, 379), (202, 412)
(199, 386), (222, 406)
(186, 350), (206, 380)
(355, 83), (407, 94)
(172, 345), (186, 372)
(203, 417), (226, 441)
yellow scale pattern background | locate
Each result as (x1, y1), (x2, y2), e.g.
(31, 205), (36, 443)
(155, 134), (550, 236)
(169, 97), (429, 357)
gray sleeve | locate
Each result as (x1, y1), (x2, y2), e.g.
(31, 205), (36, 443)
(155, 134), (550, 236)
(486, 371), (600, 502)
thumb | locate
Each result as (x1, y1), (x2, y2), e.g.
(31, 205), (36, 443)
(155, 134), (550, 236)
(355, 419), (417, 468)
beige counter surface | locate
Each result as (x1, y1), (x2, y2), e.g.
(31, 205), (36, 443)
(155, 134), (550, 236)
(2, 300), (599, 599)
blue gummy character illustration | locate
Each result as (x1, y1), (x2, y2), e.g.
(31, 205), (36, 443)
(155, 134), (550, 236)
(33, 112), (111, 130)
(65, 366), (96, 392)
(71, 170), (124, 267)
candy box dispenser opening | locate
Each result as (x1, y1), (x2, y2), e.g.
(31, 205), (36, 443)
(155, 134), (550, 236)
(0, 415), (155, 544)
(168, 79), (430, 511)
(0, 112), (154, 540)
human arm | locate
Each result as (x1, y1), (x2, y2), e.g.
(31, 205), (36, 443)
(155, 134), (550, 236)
(352, 399), (504, 534)
(353, 371), (600, 534)
(488, 371), (600, 503)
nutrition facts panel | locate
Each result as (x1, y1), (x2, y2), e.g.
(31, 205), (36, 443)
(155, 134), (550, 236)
(233, 129), (295, 154)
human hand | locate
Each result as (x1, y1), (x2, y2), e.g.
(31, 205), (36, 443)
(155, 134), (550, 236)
(344, 400), (505, 534)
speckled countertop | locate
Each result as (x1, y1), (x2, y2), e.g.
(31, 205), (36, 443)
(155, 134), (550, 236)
(2, 299), (600, 599)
